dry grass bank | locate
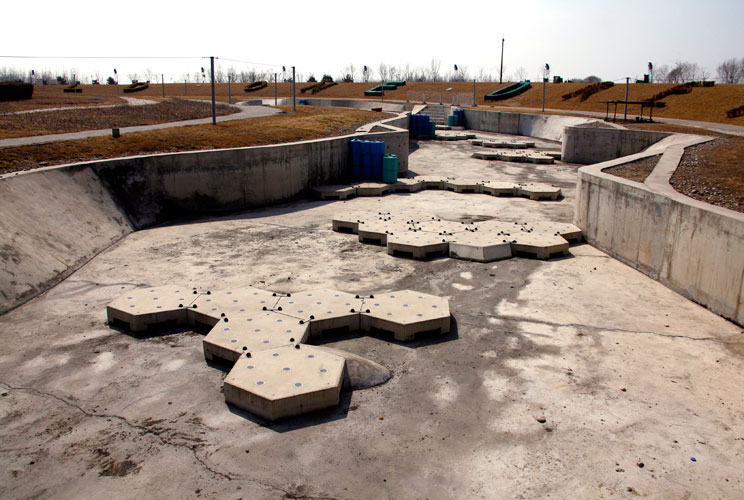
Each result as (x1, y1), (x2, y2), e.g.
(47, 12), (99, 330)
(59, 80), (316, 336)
(5, 81), (742, 125)
(0, 106), (384, 174)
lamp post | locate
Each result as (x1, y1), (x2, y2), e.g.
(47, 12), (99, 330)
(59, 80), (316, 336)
(542, 63), (549, 112)
(114, 68), (118, 95)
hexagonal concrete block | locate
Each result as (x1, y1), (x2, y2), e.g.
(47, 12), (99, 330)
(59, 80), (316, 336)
(358, 219), (413, 246)
(224, 345), (346, 421)
(203, 311), (309, 363)
(511, 231), (570, 259)
(448, 231), (513, 262)
(481, 181), (519, 197)
(387, 232), (449, 259)
(107, 285), (194, 332)
(517, 183), (561, 200)
(391, 178), (424, 193)
(190, 286), (279, 327)
(416, 218), (474, 236)
(361, 290), (451, 341)
(444, 179), (482, 194)
(275, 289), (364, 336)
(529, 221), (583, 243)
(353, 182), (390, 197)
(312, 185), (356, 200)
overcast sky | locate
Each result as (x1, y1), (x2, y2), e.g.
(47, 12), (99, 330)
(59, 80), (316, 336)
(2, 0), (742, 83)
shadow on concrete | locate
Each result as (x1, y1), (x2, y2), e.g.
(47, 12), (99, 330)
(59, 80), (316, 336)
(226, 390), (353, 432)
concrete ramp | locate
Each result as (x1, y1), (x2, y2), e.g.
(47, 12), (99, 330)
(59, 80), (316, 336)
(0, 167), (132, 313)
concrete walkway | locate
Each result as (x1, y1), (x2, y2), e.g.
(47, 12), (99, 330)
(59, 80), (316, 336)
(485, 105), (744, 137)
(0, 103), (281, 148)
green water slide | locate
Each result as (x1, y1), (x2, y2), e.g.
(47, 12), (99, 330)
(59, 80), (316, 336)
(365, 80), (406, 97)
(484, 81), (531, 101)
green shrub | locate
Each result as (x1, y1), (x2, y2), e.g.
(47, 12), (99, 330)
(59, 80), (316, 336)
(0, 81), (34, 101)
(244, 81), (268, 92)
(122, 82), (149, 93)
(562, 81), (614, 101)
(727, 105), (744, 118)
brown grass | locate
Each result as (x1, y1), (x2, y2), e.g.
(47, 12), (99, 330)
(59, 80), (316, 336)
(5, 82), (743, 125)
(0, 98), (238, 139)
(670, 136), (744, 212)
(0, 106), (385, 174)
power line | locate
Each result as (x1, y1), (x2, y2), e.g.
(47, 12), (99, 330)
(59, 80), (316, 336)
(218, 57), (283, 68)
(0, 55), (204, 60)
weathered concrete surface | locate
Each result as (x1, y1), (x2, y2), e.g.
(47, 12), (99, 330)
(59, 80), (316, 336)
(563, 126), (671, 164)
(0, 166), (132, 314)
(93, 126), (408, 230)
(576, 133), (744, 326)
(461, 108), (595, 142)
(0, 113), (408, 313)
(1, 135), (742, 499)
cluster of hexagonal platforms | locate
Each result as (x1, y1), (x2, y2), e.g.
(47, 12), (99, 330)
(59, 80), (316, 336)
(313, 178), (562, 201)
(107, 286), (450, 421)
(333, 212), (582, 261)
(471, 150), (558, 164)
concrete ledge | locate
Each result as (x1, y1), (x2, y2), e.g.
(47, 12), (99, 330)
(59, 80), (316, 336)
(575, 134), (744, 326)
(563, 126), (671, 164)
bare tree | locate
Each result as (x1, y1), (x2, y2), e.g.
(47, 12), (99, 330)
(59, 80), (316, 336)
(342, 63), (356, 82)
(651, 64), (668, 83)
(513, 66), (528, 82)
(127, 72), (140, 83)
(428, 59), (442, 81)
(377, 63), (389, 82)
(142, 68), (156, 82)
(717, 57), (743, 83)
(665, 61), (708, 83)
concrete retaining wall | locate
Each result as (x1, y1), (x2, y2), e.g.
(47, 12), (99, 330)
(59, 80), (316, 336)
(0, 166), (132, 314)
(461, 109), (594, 142)
(94, 127), (408, 229)
(563, 126), (671, 164)
(575, 136), (744, 326)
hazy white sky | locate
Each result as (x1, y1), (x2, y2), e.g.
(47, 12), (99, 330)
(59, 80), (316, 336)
(2, 0), (742, 83)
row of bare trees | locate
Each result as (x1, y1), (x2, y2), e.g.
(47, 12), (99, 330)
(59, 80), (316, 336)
(2, 57), (743, 85)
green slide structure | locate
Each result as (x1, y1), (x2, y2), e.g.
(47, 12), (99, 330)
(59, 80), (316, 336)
(484, 81), (531, 101)
(365, 81), (406, 97)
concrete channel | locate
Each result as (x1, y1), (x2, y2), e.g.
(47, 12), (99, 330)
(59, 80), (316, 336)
(0, 103), (742, 499)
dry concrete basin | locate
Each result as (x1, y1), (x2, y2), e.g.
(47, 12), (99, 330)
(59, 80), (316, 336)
(1, 118), (743, 499)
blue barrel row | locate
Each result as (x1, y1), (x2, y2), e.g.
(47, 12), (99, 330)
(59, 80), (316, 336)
(448, 108), (465, 126)
(350, 139), (385, 180)
(410, 114), (431, 136)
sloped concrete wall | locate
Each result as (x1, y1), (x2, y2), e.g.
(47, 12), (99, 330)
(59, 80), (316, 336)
(0, 116), (408, 313)
(0, 166), (133, 314)
(575, 139), (744, 326)
(563, 126), (671, 164)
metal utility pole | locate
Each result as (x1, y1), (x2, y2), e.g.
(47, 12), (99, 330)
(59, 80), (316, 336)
(161, 74), (165, 98)
(624, 77), (630, 121)
(228, 76), (231, 104)
(210, 56), (216, 125)
(499, 37), (505, 83)
(114, 68), (119, 95)
(473, 79), (477, 107)
(292, 66), (296, 112)
(274, 73), (277, 106)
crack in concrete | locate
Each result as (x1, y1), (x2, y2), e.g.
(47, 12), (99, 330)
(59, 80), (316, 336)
(65, 279), (149, 288)
(0, 381), (345, 498)
(456, 313), (726, 343)
(0, 381), (234, 481)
